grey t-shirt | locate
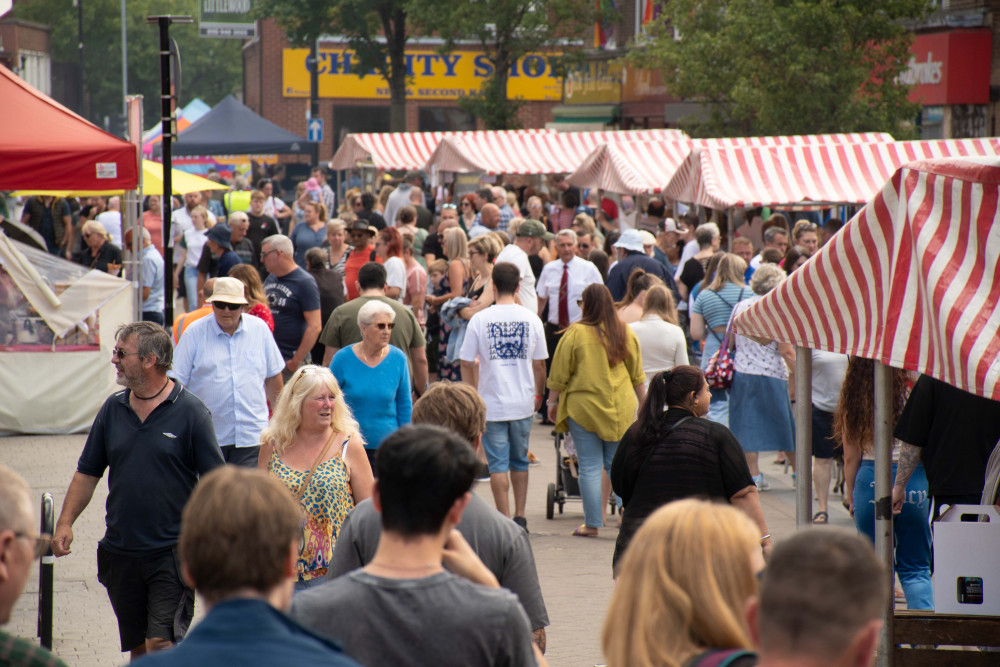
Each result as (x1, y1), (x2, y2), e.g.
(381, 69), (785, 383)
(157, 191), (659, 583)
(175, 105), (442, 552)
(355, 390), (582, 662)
(328, 494), (549, 630)
(292, 570), (537, 667)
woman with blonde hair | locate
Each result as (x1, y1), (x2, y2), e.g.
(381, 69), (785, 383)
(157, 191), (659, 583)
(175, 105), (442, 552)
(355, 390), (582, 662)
(629, 285), (687, 388)
(290, 200), (328, 268)
(324, 219), (349, 274)
(603, 499), (762, 667)
(690, 252), (750, 426)
(74, 219), (123, 275)
(175, 204), (214, 312)
(426, 226), (470, 381)
(259, 365), (373, 590)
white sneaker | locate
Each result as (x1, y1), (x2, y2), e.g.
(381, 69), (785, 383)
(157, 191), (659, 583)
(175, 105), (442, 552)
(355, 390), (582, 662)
(753, 474), (770, 491)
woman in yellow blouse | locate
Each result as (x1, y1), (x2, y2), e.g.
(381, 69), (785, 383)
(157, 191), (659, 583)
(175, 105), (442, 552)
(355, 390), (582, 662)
(548, 283), (646, 537)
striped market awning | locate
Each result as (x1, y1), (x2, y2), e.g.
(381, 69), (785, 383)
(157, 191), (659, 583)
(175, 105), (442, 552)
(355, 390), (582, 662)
(423, 128), (688, 175)
(664, 138), (1000, 208)
(733, 156), (1000, 400)
(328, 129), (555, 171)
(566, 133), (892, 195)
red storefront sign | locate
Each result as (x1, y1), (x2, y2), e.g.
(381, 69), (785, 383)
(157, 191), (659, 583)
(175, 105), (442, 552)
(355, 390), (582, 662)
(900, 30), (991, 105)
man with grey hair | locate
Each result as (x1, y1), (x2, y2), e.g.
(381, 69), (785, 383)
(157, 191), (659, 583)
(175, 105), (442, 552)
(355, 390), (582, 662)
(124, 226), (165, 326)
(750, 225), (790, 270)
(0, 464), (68, 666)
(536, 229), (603, 422)
(261, 234), (321, 379)
(748, 527), (887, 667)
(491, 185), (516, 233)
(51, 322), (223, 660)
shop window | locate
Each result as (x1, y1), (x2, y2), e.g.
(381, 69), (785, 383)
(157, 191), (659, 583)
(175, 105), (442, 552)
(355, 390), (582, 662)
(333, 106), (390, 151)
(418, 107), (476, 132)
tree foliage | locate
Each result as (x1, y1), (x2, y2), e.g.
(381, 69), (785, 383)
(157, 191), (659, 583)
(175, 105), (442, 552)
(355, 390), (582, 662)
(13, 0), (242, 132)
(629, 0), (928, 138)
(412, 0), (607, 130)
(252, 0), (410, 131)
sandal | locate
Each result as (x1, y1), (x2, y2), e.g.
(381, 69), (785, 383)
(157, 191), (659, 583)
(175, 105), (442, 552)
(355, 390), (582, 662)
(572, 525), (598, 538)
(813, 511), (829, 524)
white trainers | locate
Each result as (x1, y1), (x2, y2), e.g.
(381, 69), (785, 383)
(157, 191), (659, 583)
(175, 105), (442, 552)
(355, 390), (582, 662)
(753, 473), (770, 491)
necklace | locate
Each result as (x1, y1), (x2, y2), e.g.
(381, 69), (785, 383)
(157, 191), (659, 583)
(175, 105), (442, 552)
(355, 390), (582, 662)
(133, 378), (170, 401)
(358, 344), (387, 366)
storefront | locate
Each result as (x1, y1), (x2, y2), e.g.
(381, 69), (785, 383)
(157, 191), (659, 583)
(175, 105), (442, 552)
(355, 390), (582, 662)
(902, 29), (992, 139)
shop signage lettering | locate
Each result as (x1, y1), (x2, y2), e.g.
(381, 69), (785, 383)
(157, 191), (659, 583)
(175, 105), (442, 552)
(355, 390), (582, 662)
(897, 52), (943, 86)
(282, 47), (562, 101)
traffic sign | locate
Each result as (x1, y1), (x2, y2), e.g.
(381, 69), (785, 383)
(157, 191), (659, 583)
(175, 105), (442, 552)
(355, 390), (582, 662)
(308, 118), (324, 143)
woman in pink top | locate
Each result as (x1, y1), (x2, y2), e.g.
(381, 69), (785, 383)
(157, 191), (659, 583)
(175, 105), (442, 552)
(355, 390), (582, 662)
(400, 228), (427, 328)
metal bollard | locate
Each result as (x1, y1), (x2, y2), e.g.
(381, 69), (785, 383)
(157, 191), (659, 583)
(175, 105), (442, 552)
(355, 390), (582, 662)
(37, 492), (54, 649)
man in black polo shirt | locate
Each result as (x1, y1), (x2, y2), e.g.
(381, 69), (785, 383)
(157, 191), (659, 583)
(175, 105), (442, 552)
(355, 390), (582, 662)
(51, 322), (224, 661)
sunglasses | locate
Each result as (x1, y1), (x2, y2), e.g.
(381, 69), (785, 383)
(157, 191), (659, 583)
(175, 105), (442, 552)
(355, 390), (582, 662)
(371, 322), (395, 330)
(112, 346), (138, 359)
(212, 302), (242, 311)
(14, 532), (51, 559)
(442, 203), (457, 209)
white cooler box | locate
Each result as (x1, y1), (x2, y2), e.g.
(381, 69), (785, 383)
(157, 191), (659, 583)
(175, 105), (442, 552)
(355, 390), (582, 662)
(933, 504), (1000, 616)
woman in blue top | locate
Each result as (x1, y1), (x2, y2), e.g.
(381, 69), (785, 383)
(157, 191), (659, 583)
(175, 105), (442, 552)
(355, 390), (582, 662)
(330, 300), (412, 469)
(690, 253), (749, 427)
(290, 201), (329, 268)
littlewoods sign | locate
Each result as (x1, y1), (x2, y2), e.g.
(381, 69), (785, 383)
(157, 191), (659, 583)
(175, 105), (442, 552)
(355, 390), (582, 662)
(200, 0), (255, 39)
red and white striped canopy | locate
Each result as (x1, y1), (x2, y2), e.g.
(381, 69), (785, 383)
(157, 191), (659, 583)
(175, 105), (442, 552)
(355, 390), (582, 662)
(424, 129), (688, 175)
(733, 157), (1000, 400)
(566, 133), (892, 195)
(664, 138), (1000, 208)
(328, 129), (555, 171)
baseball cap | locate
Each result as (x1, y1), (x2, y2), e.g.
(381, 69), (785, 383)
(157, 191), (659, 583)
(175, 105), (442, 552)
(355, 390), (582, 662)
(613, 229), (645, 253)
(205, 277), (248, 305)
(206, 224), (233, 251)
(638, 230), (657, 247)
(663, 217), (682, 233)
(516, 219), (554, 241)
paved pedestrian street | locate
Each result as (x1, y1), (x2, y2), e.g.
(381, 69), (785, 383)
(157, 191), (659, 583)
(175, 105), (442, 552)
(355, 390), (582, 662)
(5, 421), (852, 666)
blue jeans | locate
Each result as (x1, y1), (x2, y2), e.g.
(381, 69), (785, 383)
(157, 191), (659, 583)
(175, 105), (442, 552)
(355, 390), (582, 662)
(568, 418), (618, 529)
(483, 417), (533, 473)
(184, 266), (199, 306)
(853, 461), (933, 610)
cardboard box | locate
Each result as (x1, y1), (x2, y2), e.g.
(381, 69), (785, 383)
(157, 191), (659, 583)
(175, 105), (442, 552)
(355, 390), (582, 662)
(933, 505), (1000, 615)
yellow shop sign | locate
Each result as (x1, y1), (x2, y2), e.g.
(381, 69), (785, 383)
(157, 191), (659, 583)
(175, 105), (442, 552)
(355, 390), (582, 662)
(282, 47), (562, 101)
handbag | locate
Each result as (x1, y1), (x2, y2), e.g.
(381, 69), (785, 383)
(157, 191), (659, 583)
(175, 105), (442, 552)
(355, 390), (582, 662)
(703, 288), (743, 390)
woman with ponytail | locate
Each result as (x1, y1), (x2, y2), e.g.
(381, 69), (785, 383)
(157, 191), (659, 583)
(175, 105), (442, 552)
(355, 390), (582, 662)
(609, 365), (770, 575)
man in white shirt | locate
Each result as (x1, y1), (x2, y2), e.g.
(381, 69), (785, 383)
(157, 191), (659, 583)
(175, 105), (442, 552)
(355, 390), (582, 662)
(460, 263), (547, 531)
(749, 226), (790, 270)
(171, 277), (285, 467)
(383, 171), (424, 228)
(171, 192), (217, 242)
(96, 196), (123, 247)
(535, 229), (603, 422)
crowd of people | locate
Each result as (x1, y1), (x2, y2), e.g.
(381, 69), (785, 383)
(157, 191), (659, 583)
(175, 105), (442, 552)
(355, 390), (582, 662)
(4, 168), (1000, 667)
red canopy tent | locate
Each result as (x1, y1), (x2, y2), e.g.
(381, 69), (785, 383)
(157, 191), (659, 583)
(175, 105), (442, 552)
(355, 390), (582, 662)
(733, 156), (1000, 400)
(0, 64), (139, 191)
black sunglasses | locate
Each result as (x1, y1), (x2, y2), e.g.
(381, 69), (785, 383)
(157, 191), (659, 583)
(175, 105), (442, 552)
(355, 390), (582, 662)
(212, 302), (242, 311)
(372, 322), (395, 330)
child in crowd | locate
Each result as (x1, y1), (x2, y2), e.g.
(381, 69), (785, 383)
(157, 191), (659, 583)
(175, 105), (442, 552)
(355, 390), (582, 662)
(425, 259), (448, 381)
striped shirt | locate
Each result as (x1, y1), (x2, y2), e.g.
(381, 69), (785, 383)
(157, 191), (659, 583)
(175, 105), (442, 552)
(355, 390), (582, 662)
(171, 313), (285, 447)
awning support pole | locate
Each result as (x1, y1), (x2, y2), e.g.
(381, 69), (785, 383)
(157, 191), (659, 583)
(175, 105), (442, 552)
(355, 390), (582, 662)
(794, 346), (812, 526)
(874, 361), (895, 667)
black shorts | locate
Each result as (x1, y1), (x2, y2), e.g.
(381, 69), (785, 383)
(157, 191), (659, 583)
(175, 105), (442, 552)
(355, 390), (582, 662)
(96, 544), (194, 652)
(811, 406), (841, 459)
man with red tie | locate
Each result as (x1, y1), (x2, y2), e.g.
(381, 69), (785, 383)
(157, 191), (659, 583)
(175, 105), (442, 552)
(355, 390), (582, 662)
(535, 229), (603, 424)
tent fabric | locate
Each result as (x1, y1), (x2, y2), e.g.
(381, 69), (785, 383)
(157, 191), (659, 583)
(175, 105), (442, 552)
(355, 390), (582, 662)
(567, 133), (894, 195)
(0, 63), (139, 191)
(142, 98), (211, 156)
(14, 160), (229, 198)
(664, 138), (1000, 208)
(424, 129), (689, 175)
(168, 95), (310, 156)
(732, 157), (1000, 401)
(329, 129), (555, 171)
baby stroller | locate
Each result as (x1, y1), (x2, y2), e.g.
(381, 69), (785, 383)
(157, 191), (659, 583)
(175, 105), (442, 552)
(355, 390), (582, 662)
(545, 431), (619, 520)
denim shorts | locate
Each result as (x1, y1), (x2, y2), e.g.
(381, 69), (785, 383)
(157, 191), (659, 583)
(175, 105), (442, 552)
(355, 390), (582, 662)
(483, 417), (533, 473)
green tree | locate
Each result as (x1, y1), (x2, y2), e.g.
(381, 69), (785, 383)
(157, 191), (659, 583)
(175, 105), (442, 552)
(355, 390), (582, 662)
(413, 0), (607, 129)
(630, 0), (927, 138)
(252, 0), (410, 131)
(13, 0), (242, 134)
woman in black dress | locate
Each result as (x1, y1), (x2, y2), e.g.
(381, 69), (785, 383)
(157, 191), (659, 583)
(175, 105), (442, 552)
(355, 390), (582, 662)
(610, 365), (770, 575)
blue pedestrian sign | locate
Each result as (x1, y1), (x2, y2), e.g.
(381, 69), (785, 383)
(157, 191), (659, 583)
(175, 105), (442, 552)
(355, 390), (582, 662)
(308, 118), (324, 143)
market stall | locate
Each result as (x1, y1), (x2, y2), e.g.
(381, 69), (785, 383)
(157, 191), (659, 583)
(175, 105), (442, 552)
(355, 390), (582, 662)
(732, 156), (1000, 665)
(0, 233), (130, 435)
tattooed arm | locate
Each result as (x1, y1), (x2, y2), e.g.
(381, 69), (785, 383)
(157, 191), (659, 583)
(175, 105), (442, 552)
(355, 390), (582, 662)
(891, 443), (922, 514)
